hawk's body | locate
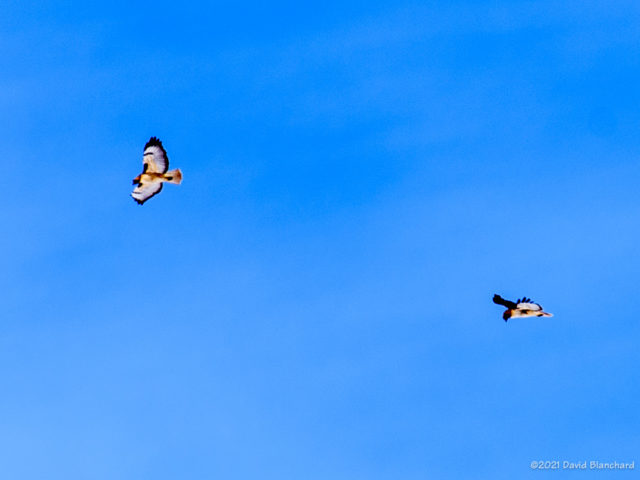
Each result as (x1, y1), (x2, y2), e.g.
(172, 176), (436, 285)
(131, 137), (182, 204)
(493, 294), (553, 322)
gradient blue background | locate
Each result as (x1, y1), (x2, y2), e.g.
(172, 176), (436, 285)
(1, 1), (639, 478)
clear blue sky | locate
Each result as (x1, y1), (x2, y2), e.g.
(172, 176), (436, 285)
(1, 1), (639, 478)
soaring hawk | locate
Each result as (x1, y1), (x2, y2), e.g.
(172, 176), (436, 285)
(493, 294), (553, 322)
(131, 137), (182, 205)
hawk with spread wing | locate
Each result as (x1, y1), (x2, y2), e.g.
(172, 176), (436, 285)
(131, 137), (182, 205)
(493, 294), (553, 322)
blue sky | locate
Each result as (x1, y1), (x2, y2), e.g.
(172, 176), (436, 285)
(1, 1), (639, 478)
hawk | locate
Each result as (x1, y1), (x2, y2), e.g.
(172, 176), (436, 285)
(131, 137), (182, 205)
(493, 294), (553, 322)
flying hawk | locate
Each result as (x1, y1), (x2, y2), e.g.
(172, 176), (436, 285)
(131, 137), (182, 205)
(493, 294), (553, 322)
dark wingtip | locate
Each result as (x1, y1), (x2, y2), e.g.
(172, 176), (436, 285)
(144, 136), (164, 150)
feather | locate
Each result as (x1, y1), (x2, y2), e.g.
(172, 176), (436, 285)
(131, 182), (163, 205)
(142, 137), (169, 174)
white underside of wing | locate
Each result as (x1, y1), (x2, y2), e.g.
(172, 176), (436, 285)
(132, 181), (163, 204)
(516, 302), (542, 311)
(143, 147), (168, 173)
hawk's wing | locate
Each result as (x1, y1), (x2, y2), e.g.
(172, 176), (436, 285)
(131, 182), (163, 205)
(143, 137), (169, 174)
(516, 298), (543, 311)
(493, 294), (517, 309)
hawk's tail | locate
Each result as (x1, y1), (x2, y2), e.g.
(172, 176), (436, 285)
(164, 169), (183, 185)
